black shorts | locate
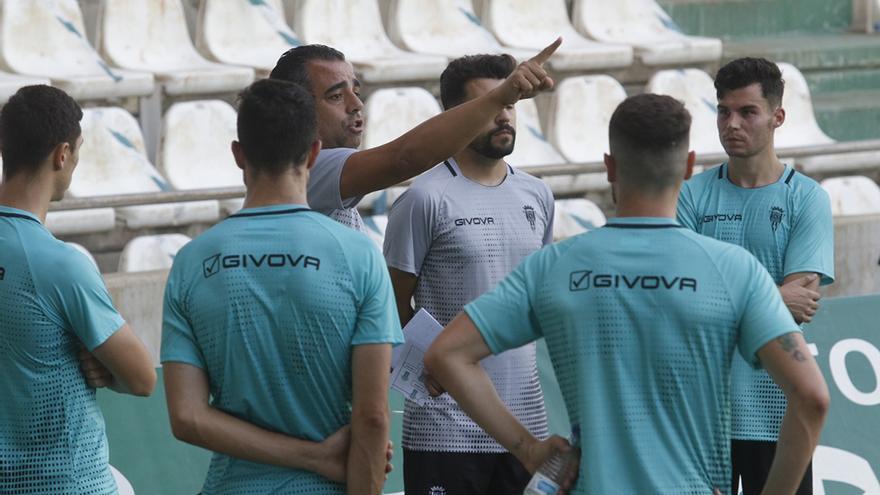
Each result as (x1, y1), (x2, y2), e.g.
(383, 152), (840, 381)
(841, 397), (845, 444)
(404, 449), (531, 495)
(732, 439), (812, 495)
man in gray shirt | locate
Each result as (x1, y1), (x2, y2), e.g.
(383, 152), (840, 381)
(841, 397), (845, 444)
(383, 54), (555, 495)
(269, 40), (560, 231)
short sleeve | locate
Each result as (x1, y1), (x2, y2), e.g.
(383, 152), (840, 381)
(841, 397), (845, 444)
(784, 187), (835, 285)
(160, 263), (206, 368)
(541, 184), (555, 246)
(383, 187), (435, 276)
(676, 180), (700, 232)
(464, 249), (547, 354)
(736, 255), (800, 368)
(41, 250), (125, 351)
(352, 243), (404, 346)
(308, 148), (361, 211)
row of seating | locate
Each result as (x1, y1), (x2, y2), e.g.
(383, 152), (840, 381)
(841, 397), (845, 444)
(0, 0), (722, 103)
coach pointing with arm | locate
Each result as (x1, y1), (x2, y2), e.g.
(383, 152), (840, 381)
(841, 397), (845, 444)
(270, 38), (562, 230)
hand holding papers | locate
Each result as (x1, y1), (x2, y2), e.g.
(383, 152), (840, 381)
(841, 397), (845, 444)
(389, 309), (443, 406)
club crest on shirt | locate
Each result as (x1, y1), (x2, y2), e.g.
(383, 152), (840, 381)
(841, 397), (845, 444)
(428, 486), (447, 495)
(523, 205), (537, 231)
(769, 206), (784, 232)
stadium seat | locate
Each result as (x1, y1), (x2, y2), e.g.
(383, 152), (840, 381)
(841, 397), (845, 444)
(71, 107), (220, 229)
(363, 215), (388, 249)
(158, 100), (243, 215)
(646, 69), (726, 156)
(362, 87), (442, 149)
(571, 0), (722, 66)
(506, 99), (573, 194)
(45, 208), (117, 236)
(110, 465), (136, 495)
(820, 176), (880, 216)
(97, 0), (255, 96)
(385, 0), (534, 60)
(289, 0), (447, 82)
(0, 0), (154, 100)
(476, 0), (633, 71)
(546, 75), (626, 164)
(552, 198), (607, 241)
(0, 73), (50, 104)
(776, 63), (880, 172)
(196, 0), (299, 77)
(118, 234), (191, 272)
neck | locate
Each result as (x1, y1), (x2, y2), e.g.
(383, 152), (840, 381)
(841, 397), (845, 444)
(0, 172), (55, 223)
(727, 146), (784, 188)
(242, 168), (309, 209)
(614, 185), (680, 219)
(453, 148), (508, 186)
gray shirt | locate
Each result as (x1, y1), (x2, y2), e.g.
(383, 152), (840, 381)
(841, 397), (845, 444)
(384, 158), (554, 453)
(308, 148), (365, 232)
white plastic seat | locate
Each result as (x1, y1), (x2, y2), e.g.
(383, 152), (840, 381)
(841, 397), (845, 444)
(505, 99), (572, 195)
(110, 466), (135, 495)
(71, 107), (220, 229)
(0, 73), (50, 104)
(572, 0), (722, 66)
(0, 0), (154, 100)
(290, 0), (447, 82)
(362, 215), (388, 250)
(646, 69), (726, 156)
(386, 0), (534, 60)
(552, 198), (607, 241)
(97, 0), (255, 96)
(820, 176), (880, 216)
(196, 0), (299, 77)
(159, 99), (243, 215)
(46, 208), (116, 236)
(118, 234), (191, 272)
(477, 0), (633, 71)
(362, 87), (442, 149)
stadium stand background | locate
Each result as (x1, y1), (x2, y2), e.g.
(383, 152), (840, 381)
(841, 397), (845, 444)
(0, 0), (876, 493)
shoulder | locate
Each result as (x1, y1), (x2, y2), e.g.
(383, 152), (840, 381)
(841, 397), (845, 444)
(786, 169), (828, 201)
(32, 238), (104, 289)
(395, 163), (459, 204)
(511, 168), (553, 195)
(315, 147), (358, 166)
(684, 164), (723, 191)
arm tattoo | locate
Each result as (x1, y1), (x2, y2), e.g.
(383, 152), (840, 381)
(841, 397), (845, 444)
(777, 333), (807, 362)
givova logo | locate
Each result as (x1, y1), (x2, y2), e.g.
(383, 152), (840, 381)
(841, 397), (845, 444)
(570, 270), (697, 292)
(699, 213), (742, 224)
(454, 217), (494, 226)
(202, 252), (321, 278)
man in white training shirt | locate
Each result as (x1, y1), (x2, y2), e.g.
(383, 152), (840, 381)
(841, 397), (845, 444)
(383, 54), (554, 495)
(269, 40), (561, 231)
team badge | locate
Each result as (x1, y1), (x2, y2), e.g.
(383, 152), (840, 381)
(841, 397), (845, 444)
(523, 205), (537, 231)
(769, 206), (784, 232)
(428, 486), (447, 495)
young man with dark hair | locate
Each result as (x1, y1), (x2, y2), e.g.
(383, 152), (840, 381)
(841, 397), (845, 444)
(269, 39), (560, 231)
(382, 53), (555, 494)
(161, 79), (403, 495)
(425, 93), (829, 494)
(677, 57), (835, 495)
(0, 85), (156, 494)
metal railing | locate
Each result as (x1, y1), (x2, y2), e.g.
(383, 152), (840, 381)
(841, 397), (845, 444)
(49, 139), (880, 211)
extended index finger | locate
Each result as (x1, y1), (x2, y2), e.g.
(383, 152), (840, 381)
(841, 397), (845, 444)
(530, 36), (562, 65)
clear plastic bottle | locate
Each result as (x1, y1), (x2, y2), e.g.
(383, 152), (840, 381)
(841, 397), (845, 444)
(523, 425), (580, 495)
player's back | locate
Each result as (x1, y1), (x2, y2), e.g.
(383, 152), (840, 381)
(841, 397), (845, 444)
(161, 204), (400, 493)
(529, 217), (791, 494)
(0, 206), (118, 494)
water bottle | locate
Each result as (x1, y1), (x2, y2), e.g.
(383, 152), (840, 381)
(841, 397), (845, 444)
(523, 426), (580, 495)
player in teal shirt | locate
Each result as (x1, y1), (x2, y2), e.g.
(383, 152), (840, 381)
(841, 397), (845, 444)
(677, 58), (834, 495)
(425, 94), (830, 494)
(161, 79), (403, 494)
(0, 86), (155, 494)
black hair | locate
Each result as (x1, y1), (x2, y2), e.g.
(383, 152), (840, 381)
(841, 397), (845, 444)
(440, 54), (516, 109)
(715, 57), (784, 108)
(236, 79), (317, 174)
(269, 44), (346, 91)
(0, 85), (82, 178)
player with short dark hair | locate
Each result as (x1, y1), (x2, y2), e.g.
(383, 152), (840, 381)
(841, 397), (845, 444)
(384, 53), (554, 494)
(678, 57), (835, 495)
(161, 79), (403, 494)
(0, 85), (156, 494)
(269, 39), (561, 232)
(425, 93), (830, 494)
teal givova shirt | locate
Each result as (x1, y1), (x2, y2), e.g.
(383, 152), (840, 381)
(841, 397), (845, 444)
(161, 205), (403, 494)
(678, 164), (834, 441)
(464, 218), (798, 495)
(0, 206), (124, 494)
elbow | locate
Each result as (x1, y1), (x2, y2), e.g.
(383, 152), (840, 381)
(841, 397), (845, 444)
(168, 407), (200, 444)
(423, 347), (442, 378)
(792, 383), (831, 424)
(129, 368), (157, 397)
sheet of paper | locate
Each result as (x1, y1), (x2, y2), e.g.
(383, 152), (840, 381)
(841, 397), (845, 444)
(389, 308), (444, 405)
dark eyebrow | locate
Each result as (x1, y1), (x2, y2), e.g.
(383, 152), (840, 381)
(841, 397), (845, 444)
(353, 78), (361, 89)
(323, 81), (348, 96)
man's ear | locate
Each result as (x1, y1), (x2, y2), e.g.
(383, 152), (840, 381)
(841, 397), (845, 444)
(304, 139), (322, 171)
(773, 106), (785, 129)
(231, 141), (246, 171)
(52, 142), (71, 172)
(684, 150), (696, 180)
(604, 153), (616, 184)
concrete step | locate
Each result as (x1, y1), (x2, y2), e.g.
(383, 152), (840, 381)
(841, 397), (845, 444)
(813, 89), (880, 141)
(722, 33), (880, 71)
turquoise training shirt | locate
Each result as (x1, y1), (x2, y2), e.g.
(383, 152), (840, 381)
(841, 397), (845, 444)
(0, 206), (124, 494)
(678, 163), (835, 441)
(161, 204), (403, 494)
(464, 217), (799, 494)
